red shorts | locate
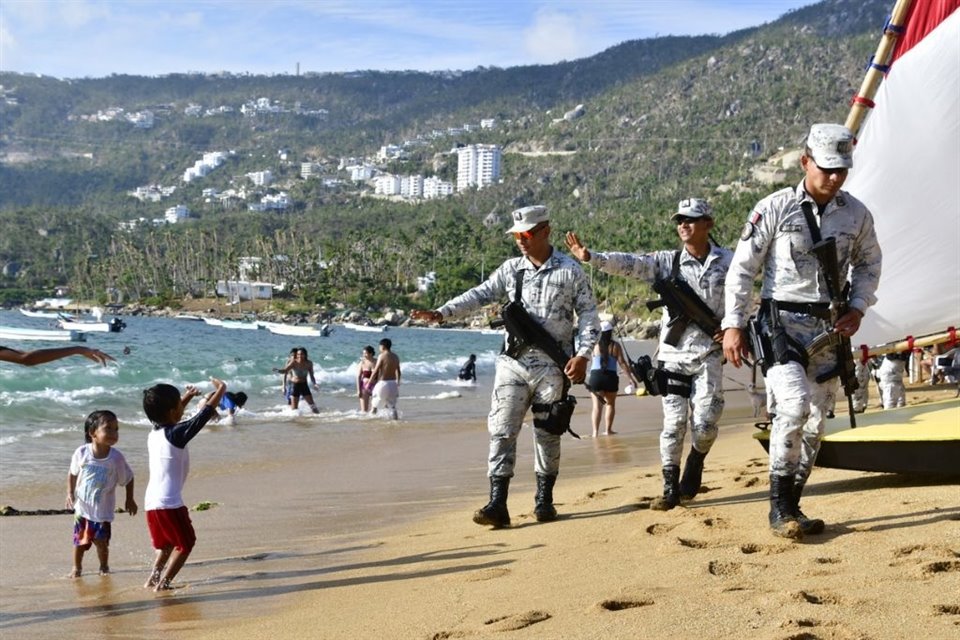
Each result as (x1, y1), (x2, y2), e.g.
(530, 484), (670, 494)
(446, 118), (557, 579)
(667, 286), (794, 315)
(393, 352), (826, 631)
(146, 506), (196, 553)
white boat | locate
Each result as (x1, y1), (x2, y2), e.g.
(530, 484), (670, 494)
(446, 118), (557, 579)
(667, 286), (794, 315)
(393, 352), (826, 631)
(343, 322), (387, 333)
(221, 320), (263, 331)
(174, 314), (204, 321)
(58, 317), (126, 333)
(0, 326), (86, 342)
(202, 317), (224, 327)
(20, 308), (74, 320)
(263, 322), (322, 337)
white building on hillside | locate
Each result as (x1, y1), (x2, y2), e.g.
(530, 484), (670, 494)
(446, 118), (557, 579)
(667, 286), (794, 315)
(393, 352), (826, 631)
(457, 144), (501, 191)
(401, 175), (423, 198)
(165, 205), (191, 223)
(247, 170), (273, 186)
(375, 174), (401, 196)
(423, 176), (454, 199)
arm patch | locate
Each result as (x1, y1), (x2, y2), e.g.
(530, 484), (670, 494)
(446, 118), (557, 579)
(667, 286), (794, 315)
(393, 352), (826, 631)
(740, 222), (755, 241)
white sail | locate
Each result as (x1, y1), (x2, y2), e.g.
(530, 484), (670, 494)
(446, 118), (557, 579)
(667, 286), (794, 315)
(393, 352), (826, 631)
(847, 6), (960, 348)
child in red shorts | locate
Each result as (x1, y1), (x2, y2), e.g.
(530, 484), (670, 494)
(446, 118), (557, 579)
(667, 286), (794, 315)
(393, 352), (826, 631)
(142, 378), (225, 592)
(66, 410), (137, 577)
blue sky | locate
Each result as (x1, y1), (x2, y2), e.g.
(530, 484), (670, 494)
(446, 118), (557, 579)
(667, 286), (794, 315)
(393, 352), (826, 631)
(1, 0), (818, 79)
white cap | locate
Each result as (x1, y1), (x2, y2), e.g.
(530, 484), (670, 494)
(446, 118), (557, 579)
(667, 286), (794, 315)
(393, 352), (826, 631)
(671, 198), (712, 222)
(806, 123), (854, 169)
(506, 205), (549, 233)
(600, 320), (614, 332)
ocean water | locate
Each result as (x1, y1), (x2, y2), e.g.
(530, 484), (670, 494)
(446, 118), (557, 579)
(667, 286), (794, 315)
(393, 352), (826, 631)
(0, 309), (507, 492)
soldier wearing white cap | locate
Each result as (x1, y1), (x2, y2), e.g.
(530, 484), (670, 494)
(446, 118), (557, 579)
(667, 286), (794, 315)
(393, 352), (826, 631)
(566, 198), (733, 510)
(722, 123), (882, 539)
(412, 205), (600, 528)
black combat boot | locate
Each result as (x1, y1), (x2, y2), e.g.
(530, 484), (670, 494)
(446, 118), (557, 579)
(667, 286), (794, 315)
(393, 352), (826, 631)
(650, 465), (681, 511)
(768, 474), (802, 539)
(534, 473), (558, 522)
(679, 447), (707, 502)
(473, 476), (511, 528)
(792, 481), (825, 535)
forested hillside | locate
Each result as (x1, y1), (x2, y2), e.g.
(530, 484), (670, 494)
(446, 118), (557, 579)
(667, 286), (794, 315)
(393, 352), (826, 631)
(0, 0), (890, 318)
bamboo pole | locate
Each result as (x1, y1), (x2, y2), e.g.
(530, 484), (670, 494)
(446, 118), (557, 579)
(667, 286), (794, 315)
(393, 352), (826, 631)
(857, 329), (960, 358)
(844, 0), (915, 138)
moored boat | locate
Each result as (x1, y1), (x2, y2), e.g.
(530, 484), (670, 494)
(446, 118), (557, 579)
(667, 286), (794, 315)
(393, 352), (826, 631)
(58, 317), (126, 333)
(0, 326), (86, 342)
(263, 322), (322, 337)
(342, 322), (387, 333)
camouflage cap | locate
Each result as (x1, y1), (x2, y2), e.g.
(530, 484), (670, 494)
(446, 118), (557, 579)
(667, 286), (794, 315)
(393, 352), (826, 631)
(671, 198), (713, 222)
(806, 123), (854, 169)
(506, 205), (549, 233)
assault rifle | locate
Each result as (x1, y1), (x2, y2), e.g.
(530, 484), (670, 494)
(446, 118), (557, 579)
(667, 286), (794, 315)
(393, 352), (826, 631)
(647, 277), (721, 347)
(809, 237), (859, 428)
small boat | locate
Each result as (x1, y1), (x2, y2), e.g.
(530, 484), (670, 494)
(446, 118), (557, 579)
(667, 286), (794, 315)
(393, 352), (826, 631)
(221, 319), (263, 331)
(0, 326), (86, 342)
(202, 317), (224, 327)
(58, 317), (126, 333)
(343, 322), (387, 333)
(20, 308), (74, 320)
(753, 398), (960, 476)
(174, 314), (204, 321)
(263, 322), (322, 337)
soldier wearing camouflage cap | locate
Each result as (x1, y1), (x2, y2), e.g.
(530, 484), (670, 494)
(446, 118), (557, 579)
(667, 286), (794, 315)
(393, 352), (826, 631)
(411, 205), (600, 528)
(722, 123), (882, 539)
(566, 198), (734, 511)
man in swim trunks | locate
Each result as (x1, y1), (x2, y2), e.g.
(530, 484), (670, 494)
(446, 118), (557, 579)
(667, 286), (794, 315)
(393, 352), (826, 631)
(369, 338), (401, 420)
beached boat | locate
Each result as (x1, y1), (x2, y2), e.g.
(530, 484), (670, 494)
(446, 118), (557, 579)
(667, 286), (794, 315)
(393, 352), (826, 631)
(221, 319), (263, 331)
(754, 399), (960, 476)
(263, 322), (322, 337)
(58, 317), (126, 333)
(342, 322), (387, 333)
(751, 2), (960, 474)
(0, 326), (86, 342)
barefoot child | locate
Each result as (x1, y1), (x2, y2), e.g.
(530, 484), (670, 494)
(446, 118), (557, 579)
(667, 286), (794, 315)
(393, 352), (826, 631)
(142, 378), (226, 592)
(66, 410), (137, 577)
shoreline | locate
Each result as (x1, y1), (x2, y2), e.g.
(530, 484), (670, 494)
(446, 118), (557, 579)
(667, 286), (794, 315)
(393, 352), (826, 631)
(1, 386), (957, 639)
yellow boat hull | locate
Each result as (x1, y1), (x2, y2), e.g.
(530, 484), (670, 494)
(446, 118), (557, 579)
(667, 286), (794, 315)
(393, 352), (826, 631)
(754, 398), (960, 475)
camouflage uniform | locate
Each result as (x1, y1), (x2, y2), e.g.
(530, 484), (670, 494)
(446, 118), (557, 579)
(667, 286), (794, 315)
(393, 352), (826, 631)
(877, 355), (907, 409)
(723, 181), (882, 482)
(591, 245), (733, 466)
(437, 251), (599, 478)
(851, 358), (871, 413)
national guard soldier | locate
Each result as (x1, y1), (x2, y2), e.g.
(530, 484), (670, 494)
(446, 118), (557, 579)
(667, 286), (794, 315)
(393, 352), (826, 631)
(566, 198), (733, 510)
(412, 205), (600, 528)
(722, 123), (882, 539)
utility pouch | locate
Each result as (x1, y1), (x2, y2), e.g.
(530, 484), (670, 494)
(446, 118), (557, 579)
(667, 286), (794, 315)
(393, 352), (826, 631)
(533, 394), (579, 438)
(756, 302), (810, 373)
(633, 355), (662, 396)
(632, 355), (692, 398)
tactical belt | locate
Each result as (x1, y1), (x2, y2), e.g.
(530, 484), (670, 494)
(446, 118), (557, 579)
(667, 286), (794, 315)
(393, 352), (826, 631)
(767, 299), (831, 321)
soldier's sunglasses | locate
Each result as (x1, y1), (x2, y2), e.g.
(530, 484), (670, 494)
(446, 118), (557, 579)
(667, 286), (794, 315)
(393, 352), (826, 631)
(512, 223), (548, 240)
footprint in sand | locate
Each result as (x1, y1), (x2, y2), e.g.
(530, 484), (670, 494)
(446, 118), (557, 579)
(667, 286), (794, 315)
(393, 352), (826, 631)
(646, 523), (678, 536)
(677, 537), (710, 549)
(464, 568), (511, 582)
(595, 598), (654, 611)
(483, 611), (551, 632)
(933, 604), (960, 616)
(794, 590), (843, 605)
(743, 477), (761, 488)
(426, 631), (472, 639)
(738, 543), (789, 555)
(923, 560), (960, 576)
(812, 556), (841, 564)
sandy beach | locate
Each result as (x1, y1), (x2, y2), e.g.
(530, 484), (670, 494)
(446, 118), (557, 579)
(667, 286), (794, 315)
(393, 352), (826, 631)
(1, 382), (957, 640)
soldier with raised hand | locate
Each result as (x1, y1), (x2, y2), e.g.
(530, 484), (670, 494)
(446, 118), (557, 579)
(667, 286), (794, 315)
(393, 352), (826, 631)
(722, 123), (882, 539)
(412, 205), (600, 528)
(566, 198), (733, 510)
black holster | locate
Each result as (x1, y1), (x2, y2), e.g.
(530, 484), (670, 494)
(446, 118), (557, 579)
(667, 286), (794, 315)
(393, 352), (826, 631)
(750, 300), (809, 376)
(632, 355), (693, 398)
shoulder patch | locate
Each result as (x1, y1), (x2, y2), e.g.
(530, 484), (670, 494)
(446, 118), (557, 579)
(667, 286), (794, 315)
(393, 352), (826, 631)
(835, 194), (847, 207)
(749, 211), (763, 224)
(740, 222), (755, 241)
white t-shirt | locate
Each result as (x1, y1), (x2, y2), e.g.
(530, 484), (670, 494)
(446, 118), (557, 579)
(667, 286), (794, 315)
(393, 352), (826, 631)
(144, 406), (214, 511)
(69, 444), (134, 523)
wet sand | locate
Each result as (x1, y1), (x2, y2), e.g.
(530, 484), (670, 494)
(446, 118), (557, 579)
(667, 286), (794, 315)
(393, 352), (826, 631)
(1, 381), (957, 640)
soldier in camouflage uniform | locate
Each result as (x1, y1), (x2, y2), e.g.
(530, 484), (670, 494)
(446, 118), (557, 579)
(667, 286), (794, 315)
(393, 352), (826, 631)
(722, 123), (882, 539)
(412, 205), (600, 528)
(566, 198), (733, 510)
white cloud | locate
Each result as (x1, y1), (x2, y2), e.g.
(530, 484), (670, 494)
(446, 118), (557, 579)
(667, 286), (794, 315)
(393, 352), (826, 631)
(523, 10), (589, 64)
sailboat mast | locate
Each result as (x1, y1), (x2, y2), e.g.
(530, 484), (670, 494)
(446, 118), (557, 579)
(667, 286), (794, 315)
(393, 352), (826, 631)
(845, 0), (915, 137)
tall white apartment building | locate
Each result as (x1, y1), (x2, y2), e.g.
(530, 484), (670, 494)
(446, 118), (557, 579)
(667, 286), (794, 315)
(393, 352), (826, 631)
(401, 175), (424, 198)
(375, 175), (401, 196)
(423, 177), (454, 199)
(456, 144), (501, 191)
